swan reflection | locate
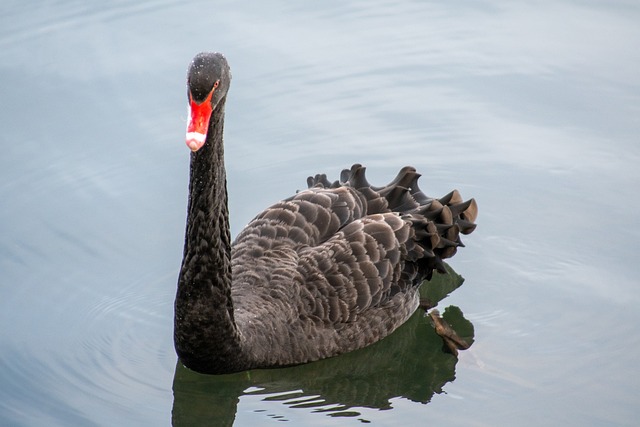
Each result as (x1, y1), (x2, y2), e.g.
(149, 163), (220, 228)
(172, 266), (474, 425)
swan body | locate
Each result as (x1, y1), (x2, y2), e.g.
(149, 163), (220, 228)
(174, 52), (478, 374)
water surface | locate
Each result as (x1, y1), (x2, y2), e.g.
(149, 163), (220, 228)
(1, 1), (639, 426)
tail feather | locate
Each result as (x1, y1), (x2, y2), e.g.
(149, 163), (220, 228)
(308, 164), (478, 281)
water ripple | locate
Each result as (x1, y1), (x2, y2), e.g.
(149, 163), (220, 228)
(0, 271), (176, 425)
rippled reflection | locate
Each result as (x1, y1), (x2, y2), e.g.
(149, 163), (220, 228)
(172, 266), (473, 425)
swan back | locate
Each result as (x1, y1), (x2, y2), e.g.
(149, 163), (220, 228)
(229, 164), (477, 368)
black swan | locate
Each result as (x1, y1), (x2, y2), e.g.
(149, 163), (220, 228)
(174, 52), (478, 374)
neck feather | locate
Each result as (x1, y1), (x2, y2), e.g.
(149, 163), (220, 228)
(174, 100), (247, 373)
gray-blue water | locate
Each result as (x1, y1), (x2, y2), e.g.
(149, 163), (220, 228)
(1, 1), (639, 426)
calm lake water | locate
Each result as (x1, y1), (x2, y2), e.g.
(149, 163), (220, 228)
(1, 1), (639, 426)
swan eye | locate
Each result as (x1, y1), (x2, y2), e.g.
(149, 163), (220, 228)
(213, 80), (220, 90)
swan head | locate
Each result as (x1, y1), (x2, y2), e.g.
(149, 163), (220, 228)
(186, 52), (232, 152)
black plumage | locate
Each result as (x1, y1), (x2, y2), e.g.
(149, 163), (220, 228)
(174, 52), (478, 374)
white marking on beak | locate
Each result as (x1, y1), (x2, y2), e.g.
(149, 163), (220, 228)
(186, 132), (207, 152)
(186, 132), (206, 143)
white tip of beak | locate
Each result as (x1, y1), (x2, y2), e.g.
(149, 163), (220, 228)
(186, 132), (206, 152)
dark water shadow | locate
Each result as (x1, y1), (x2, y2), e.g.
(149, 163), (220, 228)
(172, 265), (473, 426)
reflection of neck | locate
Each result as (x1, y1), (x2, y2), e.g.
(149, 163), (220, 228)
(172, 362), (244, 427)
(174, 99), (246, 373)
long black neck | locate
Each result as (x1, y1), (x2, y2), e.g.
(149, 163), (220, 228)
(174, 99), (247, 374)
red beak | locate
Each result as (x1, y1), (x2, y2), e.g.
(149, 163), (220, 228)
(186, 90), (214, 152)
